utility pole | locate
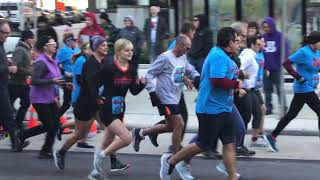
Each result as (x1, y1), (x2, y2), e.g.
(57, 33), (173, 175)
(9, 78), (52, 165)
(280, 0), (287, 116)
(19, 0), (25, 31)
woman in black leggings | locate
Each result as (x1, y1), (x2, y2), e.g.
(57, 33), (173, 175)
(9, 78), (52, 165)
(15, 36), (73, 158)
(264, 31), (320, 152)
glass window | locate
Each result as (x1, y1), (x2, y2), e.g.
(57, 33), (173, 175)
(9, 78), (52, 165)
(242, 0), (268, 23)
(275, 0), (302, 52)
(306, 0), (320, 33)
(192, 0), (205, 15)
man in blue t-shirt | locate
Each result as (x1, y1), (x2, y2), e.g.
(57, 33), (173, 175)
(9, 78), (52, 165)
(160, 27), (241, 180)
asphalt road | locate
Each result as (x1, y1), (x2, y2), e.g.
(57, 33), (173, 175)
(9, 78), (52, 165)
(0, 150), (319, 180)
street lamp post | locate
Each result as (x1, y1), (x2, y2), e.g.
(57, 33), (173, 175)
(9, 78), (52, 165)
(280, 0), (287, 116)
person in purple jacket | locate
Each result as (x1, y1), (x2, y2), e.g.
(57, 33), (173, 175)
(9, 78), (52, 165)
(15, 36), (73, 159)
(262, 17), (289, 115)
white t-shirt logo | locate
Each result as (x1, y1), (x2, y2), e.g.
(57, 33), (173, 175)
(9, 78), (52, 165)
(265, 41), (277, 53)
(171, 65), (185, 86)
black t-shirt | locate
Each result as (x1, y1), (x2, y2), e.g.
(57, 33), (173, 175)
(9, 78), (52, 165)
(91, 59), (145, 113)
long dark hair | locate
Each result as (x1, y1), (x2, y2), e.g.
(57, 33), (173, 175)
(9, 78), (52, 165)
(303, 31), (320, 45)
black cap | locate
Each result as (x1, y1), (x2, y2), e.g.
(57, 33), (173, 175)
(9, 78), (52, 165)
(21, 30), (34, 41)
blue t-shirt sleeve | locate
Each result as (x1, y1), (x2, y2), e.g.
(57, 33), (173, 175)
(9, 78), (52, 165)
(288, 49), (305, 64)
(73, 57), (85, 75)
(209, 54), (228, 78)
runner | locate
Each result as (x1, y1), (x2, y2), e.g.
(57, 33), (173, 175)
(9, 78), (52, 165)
(264, 31), (320, 152)
(132, 35), (199, 157)
(159, 27), (240, 180)
(92, 38), (146, 179)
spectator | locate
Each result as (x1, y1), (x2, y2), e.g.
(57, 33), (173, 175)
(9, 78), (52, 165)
(118, 15), (143, 69)
(37, 16), (58, 46)
(188, 14), (213, 75)
(8, 30), (34, 130)
(78, 12), (106, 39)
(99, 12), (119, 56)
(262, 17), (289, 115)
(143, 3), (167, 63)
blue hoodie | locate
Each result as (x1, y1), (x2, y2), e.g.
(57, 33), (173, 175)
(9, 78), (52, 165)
(262, 17), (289, 72)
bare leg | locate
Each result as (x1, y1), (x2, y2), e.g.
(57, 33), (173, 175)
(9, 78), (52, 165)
(171, 115), (184, 154)
(101, 126), (116, 150)
(102, 119), (131, 155)
(169, 143), (202, 165)
(259, 104), (266, 133)
(142, 115), (173, 136)
(223, 143), (238, 180)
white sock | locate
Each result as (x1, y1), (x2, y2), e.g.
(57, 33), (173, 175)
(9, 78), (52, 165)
(100, 151), (107, 158)
(139, 129), (144, 137)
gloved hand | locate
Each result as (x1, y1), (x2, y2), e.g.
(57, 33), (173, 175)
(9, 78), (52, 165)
(193, 76), (200, 90)
(297, 76), (306, 84)
(149, 92), (161, 107)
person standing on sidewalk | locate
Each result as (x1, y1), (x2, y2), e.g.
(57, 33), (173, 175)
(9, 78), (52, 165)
(8, 30), (34, 131)
(132, 35), (199, 155)
(0, 19), (20, 151)
(188, 14), (213, 75)
(262, 17), (289, 115)
(117, 15), (143, 69)
(264, 31), (320, 152)
(15, 36), (73, 158)
(79, 12), (106, 39)
(159, 27), (240, 180)
(143, 3), (168, 63)
(99, 12), (119, 57)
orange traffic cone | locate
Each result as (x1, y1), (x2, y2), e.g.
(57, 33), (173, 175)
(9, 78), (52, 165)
(59, 116), (72, 134)
(27, 106), (39, 128)
(87, 121), (97, 138)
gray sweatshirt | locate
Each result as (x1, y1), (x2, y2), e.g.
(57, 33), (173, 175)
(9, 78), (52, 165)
(145, 50), (199, 104)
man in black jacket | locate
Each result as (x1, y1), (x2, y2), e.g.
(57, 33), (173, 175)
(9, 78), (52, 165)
(0, 20), (20, 150)
(9, 30), (34, 130)
(143, 4), (168, 63)
(188, 14), (213, 75)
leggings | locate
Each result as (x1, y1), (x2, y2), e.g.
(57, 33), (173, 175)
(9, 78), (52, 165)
(272, 91), (320, 137)
(20, 103), (60, 152)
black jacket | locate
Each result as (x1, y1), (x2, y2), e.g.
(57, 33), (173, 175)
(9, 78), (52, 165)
(0, 43), (9, 89)
(37, 26), (58, 45)
(9, 41), (32, 85)
(143, 16), (168, 55)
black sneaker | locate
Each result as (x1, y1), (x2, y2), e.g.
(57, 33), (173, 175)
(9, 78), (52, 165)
(148, 133), (159, 147)
(53, 150), (65, 170)
(110, 159), (130, 172)
(13, 130), (23, 152)
(38, 151), (54, 159)
(236, 146), (256, 157)
(76, 142), (94, 149)
(132, 128), (144, 152)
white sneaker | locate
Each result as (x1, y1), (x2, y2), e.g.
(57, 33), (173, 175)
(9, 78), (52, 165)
(88, 168), (109, 180)
(250, 137), (268, 147)
(160, 153), (172, 180)
(215, 162), (240, 177)
(93, 151), (108, 178)
(176, 161), (194, 180)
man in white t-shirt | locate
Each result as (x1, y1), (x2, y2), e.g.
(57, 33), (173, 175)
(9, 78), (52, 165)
(143, 3), (168, 63)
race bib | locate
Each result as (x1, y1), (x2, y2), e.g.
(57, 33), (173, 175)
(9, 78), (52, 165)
(171, 65), (185, 86)
(112, 96), (124, 114)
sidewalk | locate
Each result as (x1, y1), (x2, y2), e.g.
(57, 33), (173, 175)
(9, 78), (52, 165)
(1, 132), (320, 161)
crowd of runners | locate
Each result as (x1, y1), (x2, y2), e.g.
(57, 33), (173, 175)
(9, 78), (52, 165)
(0, 3), (320, 180)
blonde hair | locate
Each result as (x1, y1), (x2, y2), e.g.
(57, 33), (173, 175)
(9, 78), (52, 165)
(72, 42), (90, 63)
(114, 38), (134, 55)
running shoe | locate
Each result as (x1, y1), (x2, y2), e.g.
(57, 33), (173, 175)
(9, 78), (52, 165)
(215, 162), (240, 177)
(236, 146), (256, 157)
(38, 151), (54, 159)
(53, 150), (65, 170)
(132, 128), (144, 152)
(263, 134), (278, 152)
(148, 133), (159, 147)
(176, 161), (194, 180)
(160, 153), (172, 180)
(250, 137), (268, 147)
(77, 142), (94, 149)
(93, 150), (108, 178)
(88, 168), (108, 180)
(110, 159), (130, 172)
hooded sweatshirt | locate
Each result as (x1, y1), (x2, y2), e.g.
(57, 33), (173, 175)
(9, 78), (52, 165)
(78, 12), (106, 38)
(262, 17), (289, 72)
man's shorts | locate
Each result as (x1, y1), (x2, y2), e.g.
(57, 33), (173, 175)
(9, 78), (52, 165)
(196, 112), (236, 150)
(157, 104), (180, 116)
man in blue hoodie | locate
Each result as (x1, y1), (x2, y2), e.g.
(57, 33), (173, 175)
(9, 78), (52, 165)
(262, 17), (289, 115)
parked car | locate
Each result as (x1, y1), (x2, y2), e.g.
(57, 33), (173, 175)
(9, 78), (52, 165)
(64, 6), (82, 23)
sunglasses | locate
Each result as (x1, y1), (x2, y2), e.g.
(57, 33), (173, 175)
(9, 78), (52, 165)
(46, 42), (57, 47)
(0, 30), (10, 35)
